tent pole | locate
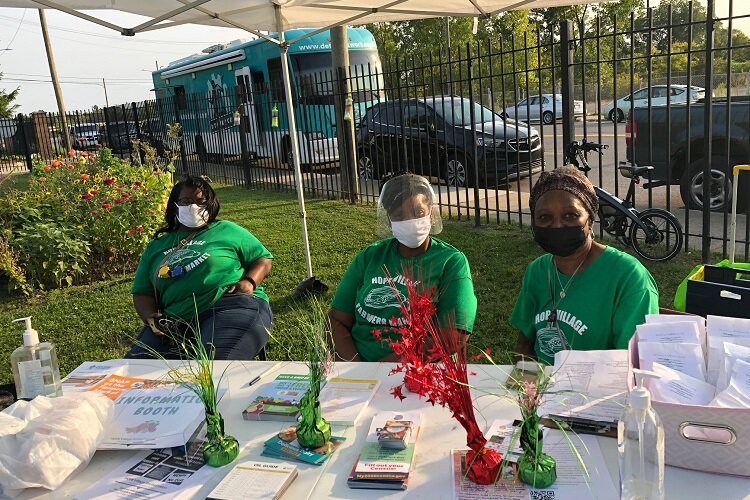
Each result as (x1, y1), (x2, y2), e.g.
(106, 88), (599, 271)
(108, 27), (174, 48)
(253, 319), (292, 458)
(276, 5), (314, 280)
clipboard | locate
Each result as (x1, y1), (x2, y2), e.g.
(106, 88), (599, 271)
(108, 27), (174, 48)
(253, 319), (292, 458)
(541, 416), (618, 438)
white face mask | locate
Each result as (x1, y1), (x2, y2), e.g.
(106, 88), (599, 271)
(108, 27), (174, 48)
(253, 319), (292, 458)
(391, 215), (432, 248)
(176, 203), (210, 228)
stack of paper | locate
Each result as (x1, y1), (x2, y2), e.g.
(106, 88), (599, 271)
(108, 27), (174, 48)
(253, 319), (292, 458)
(347, 411), (423, 491)
(319, 377), (380, 426)
(261, 426), (346, 465)
(637, 316), (706, 381)
(206, 461), (297, 500)
(61, 361), (125, 393)
(242, 374), (312, 421)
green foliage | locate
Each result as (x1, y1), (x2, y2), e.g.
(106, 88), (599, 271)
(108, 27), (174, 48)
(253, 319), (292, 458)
(0, 71), (20, 119)
(0, 148), (173, 292)
(0, 235), (29, 294)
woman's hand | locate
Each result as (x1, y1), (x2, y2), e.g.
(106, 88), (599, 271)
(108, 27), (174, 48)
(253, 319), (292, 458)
(227, 278), (255, 295)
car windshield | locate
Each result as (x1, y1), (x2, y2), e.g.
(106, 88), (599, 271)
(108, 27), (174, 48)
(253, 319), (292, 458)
(431, 98), (501, 126)
(73, 125), (98, 134)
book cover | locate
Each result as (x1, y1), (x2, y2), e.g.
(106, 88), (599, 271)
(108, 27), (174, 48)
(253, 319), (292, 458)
(242, 374), (312, 421)
(205, 461), (298, 500)
(346, 459), (410, 491)
(88, 374), (205, 450)
(62, 362), (125, 393)
(262, 426), (346, 466)
(319, 377), (380, 426)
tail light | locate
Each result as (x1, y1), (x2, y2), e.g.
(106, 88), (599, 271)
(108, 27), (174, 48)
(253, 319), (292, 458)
(625, 117), (636, 148)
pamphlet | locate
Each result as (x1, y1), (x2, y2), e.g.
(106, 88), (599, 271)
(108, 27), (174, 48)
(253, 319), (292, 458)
(261, 426), (346, 465)
(645, 314), (706, 344)
(648, 362), (716, 406)
(539, 350), (628, 425)
(89, 374), (206, 450)
(242, 374), (312, 421)
(205, 461), (297, 500)
(484, 420), (524, 464)
(450, 431), (616, 500)
(711, 359), (750, 408)
(636, 322), (702, 345)
(638, 341), (706, 381)
(62, 362), (125, 393)
(74, 440), (215, 500)
(319, 377), (380, 426)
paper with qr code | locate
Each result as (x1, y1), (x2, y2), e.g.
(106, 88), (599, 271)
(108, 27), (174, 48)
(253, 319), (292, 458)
(451, 431), (616, 499)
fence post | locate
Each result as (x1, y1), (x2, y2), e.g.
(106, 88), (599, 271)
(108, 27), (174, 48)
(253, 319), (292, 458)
(238, 106), (253, 188)
(702, 0), (715, 262)
(173, 98), (189, 176)
(17, 114), (33, 171)
(466, 43), (481, 227)
(560, 20), (575, 159)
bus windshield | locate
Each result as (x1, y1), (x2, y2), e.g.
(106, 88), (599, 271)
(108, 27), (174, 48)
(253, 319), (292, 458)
(293, 50), (385, 104)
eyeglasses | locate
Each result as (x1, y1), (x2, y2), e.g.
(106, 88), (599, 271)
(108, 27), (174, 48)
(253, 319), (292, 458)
(176, 199), (207, 207)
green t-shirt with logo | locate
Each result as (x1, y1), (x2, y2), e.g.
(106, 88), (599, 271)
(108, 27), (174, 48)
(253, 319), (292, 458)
(131, 220), (273, 320)
(331, 237), (477, 362)
(510, 246), (659, 365)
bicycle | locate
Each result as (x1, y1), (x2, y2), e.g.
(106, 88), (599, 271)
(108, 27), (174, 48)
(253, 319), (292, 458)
(565, 139), (684, 262)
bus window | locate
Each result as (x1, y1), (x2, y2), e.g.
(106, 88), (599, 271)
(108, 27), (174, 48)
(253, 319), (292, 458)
(267, 58), (286, 102)
(174, 85), (187, 110)
(236, 74), (251, 104)
(290, 50), (384, 104)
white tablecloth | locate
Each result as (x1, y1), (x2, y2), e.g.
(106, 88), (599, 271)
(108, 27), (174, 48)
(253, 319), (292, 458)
(13, 360), (750, 500)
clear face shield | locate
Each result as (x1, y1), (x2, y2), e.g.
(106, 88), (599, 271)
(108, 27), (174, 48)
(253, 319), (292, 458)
(376, 174), (443, 245)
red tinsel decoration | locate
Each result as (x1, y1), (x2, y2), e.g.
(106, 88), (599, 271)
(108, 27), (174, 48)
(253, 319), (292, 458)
(380, 275), (502, 485)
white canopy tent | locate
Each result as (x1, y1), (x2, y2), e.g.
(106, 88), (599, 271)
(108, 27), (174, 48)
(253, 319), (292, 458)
(0, 0), (600, 293)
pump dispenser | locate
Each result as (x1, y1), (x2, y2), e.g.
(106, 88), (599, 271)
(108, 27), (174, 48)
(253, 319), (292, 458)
(618, 369), (665, 500)
(10, 316), (62, 399)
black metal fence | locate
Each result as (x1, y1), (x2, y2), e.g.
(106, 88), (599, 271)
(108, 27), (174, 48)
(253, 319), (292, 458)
(2, 4), (748, 260)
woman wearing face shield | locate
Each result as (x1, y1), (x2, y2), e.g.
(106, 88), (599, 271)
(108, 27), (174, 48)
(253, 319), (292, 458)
(126, 176), (273, 360)
(510, 166), (659, 365)
(329, 173), (477, 362)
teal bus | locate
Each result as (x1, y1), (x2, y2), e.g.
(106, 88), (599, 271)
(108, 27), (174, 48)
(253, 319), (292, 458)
(151, 28), (383, 166)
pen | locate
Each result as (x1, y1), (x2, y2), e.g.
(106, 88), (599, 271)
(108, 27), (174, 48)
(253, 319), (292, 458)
(247, 375), (261, 387)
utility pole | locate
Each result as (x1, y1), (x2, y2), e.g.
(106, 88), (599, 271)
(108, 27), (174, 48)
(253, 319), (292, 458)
(38, 9), (71, 151)
(443, 17), (451, 95)
(331, 25), (359, 203)
(102, 78), (109, 107)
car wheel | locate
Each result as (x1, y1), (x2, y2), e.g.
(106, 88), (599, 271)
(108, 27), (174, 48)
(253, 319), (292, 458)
(680, 156), (736, 212)
(445, 153), (475, 188)
(542, 111), (554, 125)
(356, 150), (379, 180)
(609, 109), (624, 123)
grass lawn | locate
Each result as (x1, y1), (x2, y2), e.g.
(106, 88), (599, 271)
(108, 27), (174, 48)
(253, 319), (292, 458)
(0, 185), (700, 384)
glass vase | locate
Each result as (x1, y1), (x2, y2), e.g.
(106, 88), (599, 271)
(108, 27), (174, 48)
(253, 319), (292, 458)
(295, 378), (331, 449)
(203, 411), (239, 467)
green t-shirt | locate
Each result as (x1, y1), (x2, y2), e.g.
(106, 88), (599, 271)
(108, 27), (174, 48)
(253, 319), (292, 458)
(131, 220), (273, 320)
(331, 237), (477, 361)
(510, 246), (659, 365)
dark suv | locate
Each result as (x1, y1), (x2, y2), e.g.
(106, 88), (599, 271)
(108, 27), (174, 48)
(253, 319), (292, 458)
(355, 96), (543, 187)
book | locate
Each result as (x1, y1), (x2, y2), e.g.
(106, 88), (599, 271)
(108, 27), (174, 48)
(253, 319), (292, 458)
(319, 377), (380, 425)
(205, 461), (297, 500)
(261, 426), (346, 465)
(88, 374), (206, 450)
(242, 374), (313, 421)
(61, 361), (125, 393)
(347, 411), (423, 491)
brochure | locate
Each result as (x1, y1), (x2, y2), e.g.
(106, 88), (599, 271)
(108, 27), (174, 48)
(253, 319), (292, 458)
(74, 440), (215, 500)
(261, 426), (346, 465)
(242, 374), (312, 421)
(61, 362), (125, 393)
(319, 377), (380, 426)
(89, 374), (205, 450)
(206, 461), (297, 500)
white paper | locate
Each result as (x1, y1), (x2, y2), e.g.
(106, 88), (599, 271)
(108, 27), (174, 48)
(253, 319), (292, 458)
(62, 362), (125, 393)
(539, 350), (628, 424)
(716, 342), (750, 393)
(648, 362), (716, 406)
(74, 441), (216, 500)
(206, 461), (297, 500)
(707, 315), (750, 340)
(451, 431), (616, 500)
(707, 337), (750, 386)
(638, 341), (706, 381)
(710, 359), (750, 408)
(483, 420), (524, 464)
(636, 322), (702, 345)
(646, 314), (706, 343)
(318, 377), (380, 425)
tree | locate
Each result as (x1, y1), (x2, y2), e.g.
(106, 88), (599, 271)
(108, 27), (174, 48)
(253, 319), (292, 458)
(0, 71), (19, 118)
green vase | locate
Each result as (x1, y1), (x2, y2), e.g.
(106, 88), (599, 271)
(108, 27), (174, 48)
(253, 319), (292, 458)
(295, 379), (331, 449)
(203, 411), (239, 467)
(517, 452), (557, 489)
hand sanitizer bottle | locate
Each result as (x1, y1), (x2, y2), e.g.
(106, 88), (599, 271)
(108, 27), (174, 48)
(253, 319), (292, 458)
(10, 316), (63, 399)
(618, 369), (665, 500)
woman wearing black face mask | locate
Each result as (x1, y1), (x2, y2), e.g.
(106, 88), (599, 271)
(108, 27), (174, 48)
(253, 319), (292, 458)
(510, 166), (659, 364)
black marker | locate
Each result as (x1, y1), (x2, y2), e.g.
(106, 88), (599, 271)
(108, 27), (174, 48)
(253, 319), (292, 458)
(247, 375), (261, 387)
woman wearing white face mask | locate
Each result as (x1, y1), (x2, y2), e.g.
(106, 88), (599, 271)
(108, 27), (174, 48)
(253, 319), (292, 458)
(329, 173), (478, 362)
(127, 176), (273, 361)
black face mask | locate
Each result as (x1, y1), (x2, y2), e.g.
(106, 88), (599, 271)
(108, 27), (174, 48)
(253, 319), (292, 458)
(532, 224), (588, 257)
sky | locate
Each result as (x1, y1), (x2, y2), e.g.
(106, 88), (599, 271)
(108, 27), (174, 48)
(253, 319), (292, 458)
(0, 1), (749, 113)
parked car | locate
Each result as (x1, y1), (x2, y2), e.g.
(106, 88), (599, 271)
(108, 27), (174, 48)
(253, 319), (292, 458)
(104, 122), (138, 153)
(605, 85), (705, 123)
(626, 96), (749, 212)
(503, 94), (584, 124)
(69, 123), (103, 151)
(356, 96), (543, 188)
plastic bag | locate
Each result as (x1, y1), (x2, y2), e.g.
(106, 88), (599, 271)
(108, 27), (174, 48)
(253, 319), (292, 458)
(673, 259), (750, 311)
(0, 391), (113, 495)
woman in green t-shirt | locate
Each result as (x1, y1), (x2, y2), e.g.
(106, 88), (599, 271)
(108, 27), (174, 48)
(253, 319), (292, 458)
(126, 176), (273, 360)
(329, 173), (477, 362)
(510, 167), (659, 365)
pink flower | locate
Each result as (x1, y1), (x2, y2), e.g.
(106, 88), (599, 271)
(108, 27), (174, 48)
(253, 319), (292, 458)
(80, 173), (90, 181)
(90, 210), (98, 216)
(81, 194), (93, 200)
(68, 149), (76, 157)
(43, 165), (52, 171)
(51, 160), (61, 168)
(101, 202), (112, 209)
(136, 225), (144, 233)
(103, 178), (115, 186)
(114, 198), (125, 204)
(127, 228), (135, 235)
(120, 192), (130, 199)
